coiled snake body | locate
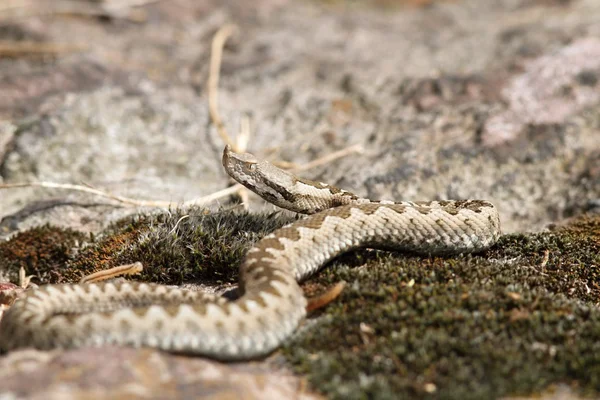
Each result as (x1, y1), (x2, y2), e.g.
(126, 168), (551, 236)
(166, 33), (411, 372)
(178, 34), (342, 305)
(0, 146), (501, 359)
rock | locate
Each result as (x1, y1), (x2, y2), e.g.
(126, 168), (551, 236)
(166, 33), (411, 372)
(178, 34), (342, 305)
(0, 347), (319, 400)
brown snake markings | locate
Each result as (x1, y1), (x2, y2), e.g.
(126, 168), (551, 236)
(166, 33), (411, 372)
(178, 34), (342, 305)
(0, 146), (501, 359)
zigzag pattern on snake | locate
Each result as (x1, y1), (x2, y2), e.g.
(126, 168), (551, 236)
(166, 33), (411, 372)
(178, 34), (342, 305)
(0, 146), (501, 359)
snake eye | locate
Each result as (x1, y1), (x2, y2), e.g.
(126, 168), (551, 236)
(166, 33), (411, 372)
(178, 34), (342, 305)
(247, 162), (257, 171)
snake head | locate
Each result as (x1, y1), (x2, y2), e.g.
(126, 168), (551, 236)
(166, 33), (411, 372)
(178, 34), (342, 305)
(222, 145), (297, 207)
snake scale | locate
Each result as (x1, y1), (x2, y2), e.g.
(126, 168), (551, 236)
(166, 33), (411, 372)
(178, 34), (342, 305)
(0, 146), (501, 359)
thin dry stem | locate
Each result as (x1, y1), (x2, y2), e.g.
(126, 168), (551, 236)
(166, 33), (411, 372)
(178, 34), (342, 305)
(235, 113), (252, 209)
(237, 113), (251, 153)
(271, 160), (299, 169)
(271, 143), (364, 172)
(540, 250), (550, 269)
(0, 181), (242, 208)
(208, 24), (238, 151)
(306, 281), (346, 312)
(237, 182), (250, 210)
(292, 144), (364, 173)
(0, 182), (168, 207)
(80, 262), (144, 284)
(0, 41), (86, 57)
(181, 184), (242, 207)
(18, 267), (34, 289)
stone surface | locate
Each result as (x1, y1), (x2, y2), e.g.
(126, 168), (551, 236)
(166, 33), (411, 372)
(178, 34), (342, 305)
(1, 0), (599, 236)
(0, 347), (318, 400)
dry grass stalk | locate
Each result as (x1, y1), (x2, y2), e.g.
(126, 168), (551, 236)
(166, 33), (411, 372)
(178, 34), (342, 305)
(80, 262), (144, 284)
(0, 41), (86, 57)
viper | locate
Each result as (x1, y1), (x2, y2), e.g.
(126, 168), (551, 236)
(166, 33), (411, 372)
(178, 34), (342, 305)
(0, 146), (501, 359)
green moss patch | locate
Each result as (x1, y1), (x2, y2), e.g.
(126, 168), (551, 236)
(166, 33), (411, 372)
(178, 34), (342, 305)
(283, 215), (600, 399)
(70, 208), (295, 285)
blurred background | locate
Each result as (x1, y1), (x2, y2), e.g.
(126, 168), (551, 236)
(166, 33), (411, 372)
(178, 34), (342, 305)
(1, 0), (599, 235)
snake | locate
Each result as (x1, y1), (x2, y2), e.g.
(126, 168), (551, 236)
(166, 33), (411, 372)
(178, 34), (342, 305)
(0, 145), (501, 360)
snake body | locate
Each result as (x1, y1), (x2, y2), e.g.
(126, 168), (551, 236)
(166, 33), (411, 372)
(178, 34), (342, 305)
(0, 146), (501, 359)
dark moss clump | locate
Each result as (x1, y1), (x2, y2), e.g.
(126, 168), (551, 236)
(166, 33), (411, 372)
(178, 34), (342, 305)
(283, 214), (600, 400)
(69, 207), (296, 285)
(0, 225), (87, 284)
(553, 214), (600, 241)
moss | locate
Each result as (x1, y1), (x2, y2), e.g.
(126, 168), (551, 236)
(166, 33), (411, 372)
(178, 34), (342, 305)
(2, 210), (600, 399)
(282, 214), (600, 399)
(0, 225), (87, 284)
(1, 207), (295, 285)
(68, 207), (296, 285)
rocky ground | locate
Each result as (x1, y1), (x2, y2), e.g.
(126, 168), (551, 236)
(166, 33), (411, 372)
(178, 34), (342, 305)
(1, 0), (599, 399)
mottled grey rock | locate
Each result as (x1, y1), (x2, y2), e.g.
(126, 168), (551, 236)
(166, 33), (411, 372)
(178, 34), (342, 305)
(0, 347), (320, 400)
(1, 0), (598, 237)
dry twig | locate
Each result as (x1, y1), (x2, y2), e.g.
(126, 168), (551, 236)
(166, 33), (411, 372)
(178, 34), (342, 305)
(0, 41), (86, 57)
(292, 144), (364, 173)
(235, 114), (252, 208)
(208, 24), (239, 151)
(540, 249), (550, 269)
(306, 281), (346, 312)
(18, 267), (35, 289)
(0, 181), (242, 208)
(0, 181), (170, 207)
(80, 262), (144, 284)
